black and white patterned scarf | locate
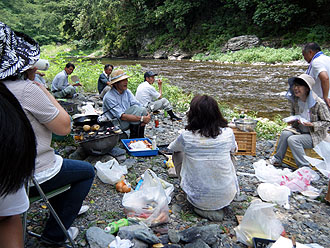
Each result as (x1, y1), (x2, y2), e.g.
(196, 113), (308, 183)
(0, 22), (40, 79)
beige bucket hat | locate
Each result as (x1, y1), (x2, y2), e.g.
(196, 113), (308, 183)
(110, 69), (130, 85)
(288, 73), (315, 90)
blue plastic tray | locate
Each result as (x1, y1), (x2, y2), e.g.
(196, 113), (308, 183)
(121, 138), (159, 157)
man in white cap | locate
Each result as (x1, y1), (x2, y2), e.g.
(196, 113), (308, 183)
(103, 69), (151, 138)
(136, 71), (182, 121)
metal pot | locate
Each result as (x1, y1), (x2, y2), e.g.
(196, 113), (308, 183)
(73, 115), (99, 126)
(80, 133), (119, 155)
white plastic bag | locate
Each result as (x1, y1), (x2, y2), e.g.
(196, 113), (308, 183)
(122, 169), (169, 226)
(304, 140), (330, 178)
(257, 183), (291, 209)
(234, 199), (284, 246)
(253, 159), (293, 184)
(95, 159), (127, 185)
(109, 236), (134, 248)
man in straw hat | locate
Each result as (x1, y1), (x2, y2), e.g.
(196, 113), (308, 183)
(1, 22), (95, 246)
(103, 69), (151, 138)
(269, 74), (330, 167)
(136, 70), (182, 121)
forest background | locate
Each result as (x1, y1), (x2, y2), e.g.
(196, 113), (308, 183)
(2, 0), (330, 57)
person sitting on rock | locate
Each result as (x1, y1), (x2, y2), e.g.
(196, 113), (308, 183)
(269, 74), (330, 167)
(51, 63), (80, 98)
(168, 95), (239, 221)
(103, 69), (151, 138)
(135, 71), (182, 121)
(98, 64), (114, 99)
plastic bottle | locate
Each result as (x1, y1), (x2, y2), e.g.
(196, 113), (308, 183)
(105, 218), (129, 234)
(239, 111), (245, 119)
(154, 115), (159, 128)
(152, 136), (157, 150)
(164, 111), (168, 118)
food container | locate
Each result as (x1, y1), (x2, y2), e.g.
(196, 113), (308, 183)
(301, 190), (320, 200)
(121, 138), (159, 157)
(252, 237), (275, 248)
(234, 118), (258, 132)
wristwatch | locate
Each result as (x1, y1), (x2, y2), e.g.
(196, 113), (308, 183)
(140, 116), (144, 122)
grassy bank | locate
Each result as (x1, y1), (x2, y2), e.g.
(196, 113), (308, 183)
(192, 46), (330, 64)
(41, 44), (287, 139)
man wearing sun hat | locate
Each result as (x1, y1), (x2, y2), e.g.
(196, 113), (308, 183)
(103, 69), (151, 138)
(1, 22), (94, 246)
(136, 71), (182, 121)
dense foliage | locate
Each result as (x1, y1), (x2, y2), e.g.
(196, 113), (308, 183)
(1, 0), (330, 55)
(193, 47), (330, 64)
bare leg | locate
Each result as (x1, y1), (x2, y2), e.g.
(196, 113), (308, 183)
(0, 215), (23, 248)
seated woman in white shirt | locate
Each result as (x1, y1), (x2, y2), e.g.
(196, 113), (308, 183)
(168, 95), (239, 221)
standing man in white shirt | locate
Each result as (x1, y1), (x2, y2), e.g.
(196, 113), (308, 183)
(303, 42), (330, 107)
(135, 71), (182, 121)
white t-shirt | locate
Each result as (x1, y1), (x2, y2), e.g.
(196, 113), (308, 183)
(307, 54), (330, 98)
(0, 187), (29, 216)
(168, 128), (239, 210)
(135, 81), (161, 107)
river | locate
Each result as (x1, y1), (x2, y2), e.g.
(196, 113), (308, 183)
(101, 58), (308, 119)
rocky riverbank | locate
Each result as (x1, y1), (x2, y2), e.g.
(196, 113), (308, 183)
(25, 95), (329, 248)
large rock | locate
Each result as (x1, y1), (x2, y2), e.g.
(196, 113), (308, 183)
(179, 224), (222, 245)
(118, 224), (161, 244)
(86, 226), (116, 248)
(153, 50), (168, 59)
(222, 35), (260, 52)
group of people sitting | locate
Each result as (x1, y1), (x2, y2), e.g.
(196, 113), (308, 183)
(1, 21), (330, 248)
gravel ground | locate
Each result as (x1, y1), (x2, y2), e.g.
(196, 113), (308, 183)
(25, 110), (330, 248)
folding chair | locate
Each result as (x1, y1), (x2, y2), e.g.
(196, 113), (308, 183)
(22, 176), (77, 248)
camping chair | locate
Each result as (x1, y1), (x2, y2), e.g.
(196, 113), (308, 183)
(22, 176), (77, 248)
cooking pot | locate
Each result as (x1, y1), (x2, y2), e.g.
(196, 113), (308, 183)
(72, 103), (119, 127)
(80, 133), (119, 155)
(73, 114), (99, 126)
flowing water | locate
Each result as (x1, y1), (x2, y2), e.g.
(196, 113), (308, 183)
(102, 58), (307, 119)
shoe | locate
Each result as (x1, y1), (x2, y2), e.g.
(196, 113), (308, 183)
(67, 227), (79, 241)
(171, 116), (182, 121)
(41, 227), (78, 245)
(268, 156), (282, 166)
(78, 205), (89, 215)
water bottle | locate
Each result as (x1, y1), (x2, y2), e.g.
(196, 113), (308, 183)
(152, 136), (157, 150)
(104, 218), (129, 234)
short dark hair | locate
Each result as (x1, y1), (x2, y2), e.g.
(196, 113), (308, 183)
(65, 62), (75, 69)
(292, 78), (310, 95)
(185, 95), (228, 138)
(303, 42), (321, 53)
(104, 64), (114, 70)
(0, 83), (36, 196)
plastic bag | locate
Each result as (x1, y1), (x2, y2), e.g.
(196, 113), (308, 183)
(109, 236), (134, 248)
(253, 159), (293, 184)
(280, 167), (319, 192)
(304, 140), (330, 178)
(95, 159), (127, 185)
(234, 199), (284, 246)
(122, 169), (169, 226)
(257, 183), (291, 209)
